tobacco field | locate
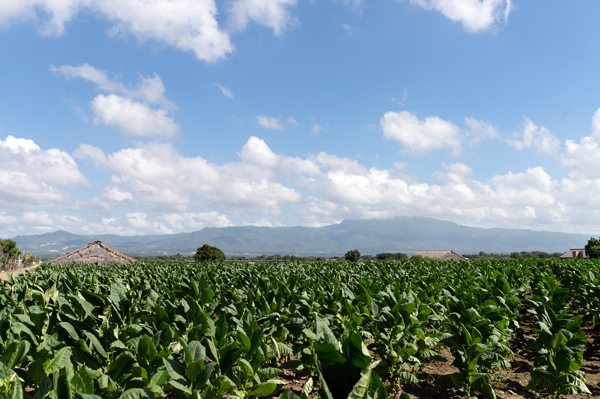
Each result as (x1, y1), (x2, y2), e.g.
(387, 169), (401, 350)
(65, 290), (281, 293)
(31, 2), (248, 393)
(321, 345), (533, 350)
(0, 258), (599, 399)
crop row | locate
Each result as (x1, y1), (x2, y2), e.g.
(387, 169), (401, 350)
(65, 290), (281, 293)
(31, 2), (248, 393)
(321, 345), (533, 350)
(0, 258), (597, 399)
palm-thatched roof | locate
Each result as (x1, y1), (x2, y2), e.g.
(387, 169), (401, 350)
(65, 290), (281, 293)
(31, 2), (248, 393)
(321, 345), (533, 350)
(50, 241), (136, 265)
(413, 250), (469, 261)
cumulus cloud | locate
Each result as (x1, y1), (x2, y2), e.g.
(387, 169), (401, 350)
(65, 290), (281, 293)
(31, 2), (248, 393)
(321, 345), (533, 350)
(561, 107), (600, 179)
(409, 0), (512, 32)
(239, 136), (280, 167)
(74, 137), (301, 213)
(381, 110), (462, 155)
(508, 117), (561, 154)
(227, 0), (297, 36)
(11, 127), (600, 235)
(91, 94), (179, 137)
(1, 0), (234, 62)
(0, 135), (86, 209)
(53, 64), (179, 138)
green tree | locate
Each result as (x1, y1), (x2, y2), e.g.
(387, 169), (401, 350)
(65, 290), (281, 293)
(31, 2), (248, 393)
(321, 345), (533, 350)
(23, 254), (35, 266)
(585, 237), (600, 259)
(194, 244), (226, 262)
(0, 239), (19, 270)
(376, 252), (408, 261)
(344, 249), (360, 262)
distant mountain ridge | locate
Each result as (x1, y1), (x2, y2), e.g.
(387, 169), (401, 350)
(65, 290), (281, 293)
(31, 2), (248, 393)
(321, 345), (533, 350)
(12, 217), (592, 257)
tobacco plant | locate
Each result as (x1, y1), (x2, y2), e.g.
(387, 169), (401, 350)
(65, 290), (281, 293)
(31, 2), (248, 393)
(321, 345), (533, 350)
(525, 304), (590, 398)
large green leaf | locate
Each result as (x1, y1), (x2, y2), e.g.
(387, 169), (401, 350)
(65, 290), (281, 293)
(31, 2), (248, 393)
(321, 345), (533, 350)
(2, 340), (30, 369)
(249, 380), (285, 397)
(347, 362), (374, 399)
(315, 315), (340, 351)
(44, 347), (72, 374)
(56, 374), (73, 399)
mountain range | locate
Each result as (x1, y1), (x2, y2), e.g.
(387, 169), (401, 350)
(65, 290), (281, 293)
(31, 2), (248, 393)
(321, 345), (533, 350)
(11, 217), (592, 258)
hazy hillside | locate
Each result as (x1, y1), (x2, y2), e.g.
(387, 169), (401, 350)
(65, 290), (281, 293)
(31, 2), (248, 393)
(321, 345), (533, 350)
(12, 217), (592, 257)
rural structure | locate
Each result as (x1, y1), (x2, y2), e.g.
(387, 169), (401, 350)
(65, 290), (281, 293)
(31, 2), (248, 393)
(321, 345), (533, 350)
(413, 250), (469, 261)
(559, 248), (589, 259)
(50, 241), (136, 265)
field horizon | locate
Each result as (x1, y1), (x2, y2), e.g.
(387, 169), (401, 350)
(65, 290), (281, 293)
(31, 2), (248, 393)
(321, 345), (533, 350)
(12, 216), (593, 258)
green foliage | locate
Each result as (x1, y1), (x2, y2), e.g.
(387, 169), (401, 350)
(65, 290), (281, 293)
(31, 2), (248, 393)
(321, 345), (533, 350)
(0, 239), (21, 269)
(375, 253), (407, 261)
(22, 254), (35, 266)
(525, 304), (590, 398)
(585, 237), (600, 259)
(344, 249), (360, 262)
(0, 257), (596, 398)
(194, 244), (226, 262)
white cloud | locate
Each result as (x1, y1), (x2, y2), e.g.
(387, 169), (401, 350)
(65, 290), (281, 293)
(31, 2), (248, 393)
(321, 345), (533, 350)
(51, 63), (176, 109)
(74, 138), (301, 213)
(464, 117), (500, 143)
(227, 0), (297, 36)
(508, 117), (561, 154)
(103, 186), (133, 202)
(51, 63), (123, 92)
(91, 94), (179, 138)
(257, 115), (284, 130)
(0, 209), (235, 237)
(72, 143), (108, 167)
(1, 0), (234, 62)
(239, 136), (280, 168)
(432, 163), (472, 184)
(561, 107), (600, 180)
(286, 117), (298, 124)
(409, 0), (512, 32)
(12, 126), (600, 235)
(0, 135), (86, 209)
(381, 110), (462, 155)
(54, 64), (179, 138)
(213, 82), (235, 99)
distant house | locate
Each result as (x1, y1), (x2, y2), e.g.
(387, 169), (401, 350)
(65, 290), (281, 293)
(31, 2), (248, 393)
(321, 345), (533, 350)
(559, 248), (588, 259)
(413, 250), (469, 261)
(50, 241), (136, 265)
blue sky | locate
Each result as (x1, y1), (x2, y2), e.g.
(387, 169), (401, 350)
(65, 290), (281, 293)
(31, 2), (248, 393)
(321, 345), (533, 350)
(2, 0), (600, 237)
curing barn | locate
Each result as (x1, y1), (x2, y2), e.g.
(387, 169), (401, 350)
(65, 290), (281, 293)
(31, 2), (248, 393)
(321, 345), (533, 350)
(50, 241), (136, 265)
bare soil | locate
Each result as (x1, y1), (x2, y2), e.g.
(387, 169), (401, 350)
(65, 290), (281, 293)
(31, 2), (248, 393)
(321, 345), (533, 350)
(0, 263), (40, 280)
(396, 305), (600, 399)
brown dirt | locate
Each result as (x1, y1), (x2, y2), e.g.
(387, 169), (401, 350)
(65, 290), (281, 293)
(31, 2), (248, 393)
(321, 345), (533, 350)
(0, 263), (40, 280)
(394, 305), (600, 399)
(280, 367), (311, 395)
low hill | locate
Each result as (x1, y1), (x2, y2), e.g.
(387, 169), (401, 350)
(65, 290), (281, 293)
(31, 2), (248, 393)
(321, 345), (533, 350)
(12, 217), (591, 257)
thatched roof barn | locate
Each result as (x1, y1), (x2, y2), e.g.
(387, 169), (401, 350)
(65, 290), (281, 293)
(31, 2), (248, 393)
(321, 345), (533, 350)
(413, 250), (469, 261)
(50, 241), (136, 265)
